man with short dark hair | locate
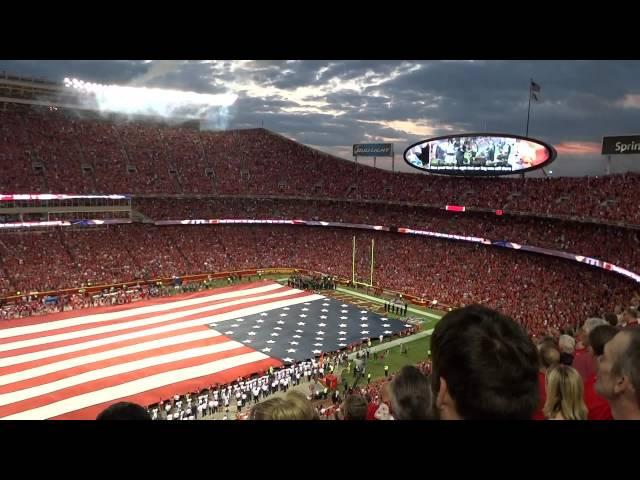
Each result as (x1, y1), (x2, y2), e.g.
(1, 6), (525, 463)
(583, 324), (618, 420)
(430, 305), (539, 420)
(604, 312), (619, 327)
(389, 365), (432, 420)
(595, 329), (640, 420)
(96, 402), (151, 420)
(622, 309), (639, 329)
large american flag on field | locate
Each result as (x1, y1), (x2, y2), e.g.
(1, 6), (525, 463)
(0, 281), (410, 420)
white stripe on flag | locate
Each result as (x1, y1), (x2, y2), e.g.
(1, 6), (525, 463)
(0, 290), (320, 353)
(0, 283), (284, 339)
(1, 351), (268, 420)
(0, 340), (245, 407)
(0, 329), (223, 386)
(0, 293), (323, 367)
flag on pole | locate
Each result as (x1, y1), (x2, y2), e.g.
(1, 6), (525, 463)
(530, 80), (541, 101)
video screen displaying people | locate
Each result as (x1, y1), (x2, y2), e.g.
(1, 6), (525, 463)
(405, 135), (551, 174)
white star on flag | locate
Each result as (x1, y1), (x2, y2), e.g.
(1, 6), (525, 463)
(224, 331), (234, 335)
(277, 320), (285, 324)
(274, 327), (282, 330)
(297, 322), (306, 326)
(322, 303), (329, 307)
(384, 330), (393, 334)
(321, 309), (328, 312)
(236, 319), (245, 322)
(270, 333), (279, 337)
(404, 324), (412, 328)
(315, 337), (323, 341)
(283, 357), (293, 362)
(231, 324), (238, 328)
(341, 304), (349, 308)
(360, 316), (368, 321)
(295, 329), (304, 333)
(360, 310), (368, 314)
(338, 343), (347, 347)
(262, 347), (271, 352)
(312, 349), (322, 354)
(248, 332), (256, 336)
(260, 312), (268, 316)
(301, 308), (309, 311)
(338, 338), (346, 341)
(313, 343), (323, 347)
(338, 331), (347, 335)
(341, 310), (348, 313)
(266, 340), (276, 344)
(339, 324), (347, 328)
(283, 307), (290, 310)
(382, 324), (390, 328)
(340, 316), (348, 320)
(299, 314), (307, 318)
(292, 335), (301, 339)
(317, 331), (325, 335)
(360, 323), (368, 328)
(243, 339), (252, 343)
(286, 348), (297, 353)
(290, 341), (299, 345)
(256, 319), (264, 323)
(320, 315), (327, 320)
(318, 323), (326, 327)
(361, 330), (369, 334)
(252, 325), (261, 329)
(280, 313), (288, 317)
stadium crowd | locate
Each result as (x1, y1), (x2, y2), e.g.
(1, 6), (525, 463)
(2, 103), (640, 224)
(1, 225), (638, 335)
(96, 304), (640, 421)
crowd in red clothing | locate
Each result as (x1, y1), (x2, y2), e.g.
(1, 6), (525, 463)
(1, 225), (638, 335)
(2, 103), (640, 224)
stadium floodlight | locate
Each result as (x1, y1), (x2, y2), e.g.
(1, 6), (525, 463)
(62, 76), (238, 121)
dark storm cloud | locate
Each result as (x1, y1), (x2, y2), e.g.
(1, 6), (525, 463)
(0, 59), (639, 176)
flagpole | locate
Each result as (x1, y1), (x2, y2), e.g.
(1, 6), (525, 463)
(526, 79), (532, 137)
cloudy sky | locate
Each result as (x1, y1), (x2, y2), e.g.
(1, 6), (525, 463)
(1, 60), (640, 177)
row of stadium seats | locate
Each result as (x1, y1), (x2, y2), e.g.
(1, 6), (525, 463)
(132, 198), (640, 274)
(1, 225), (637, 334)
(1, 103), (639, 224)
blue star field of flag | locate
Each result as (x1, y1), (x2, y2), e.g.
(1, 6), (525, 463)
(208, 296), (411, 364)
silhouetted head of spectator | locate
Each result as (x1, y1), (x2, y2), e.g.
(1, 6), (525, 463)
(581, 318), (607, 348)
(604, 312), (619, 327)
(430, 305), (539, 420)
(539, 344), (560, 371)
(543, 365), (587, 420)
(588, 324), (619, 358)
(96, 402), (151, 420)
(249, 397), (287, 420)
(268, 391), (319, 420)
(389, 365), (432, 420)
(595, 329), (640, 420)
(342, 394), (368, 420)
(622, 308), (638, 327)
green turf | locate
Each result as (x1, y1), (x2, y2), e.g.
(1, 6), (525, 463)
(339, 335), (432, 386)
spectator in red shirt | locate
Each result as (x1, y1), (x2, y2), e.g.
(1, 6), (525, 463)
(583, 324), (618, 420)
(621, 309), (639, 329)
(532, 344), (560, 420)
(431, 305), (539, 420)
(595, 329), (640, 420)
(573, 318), (608, 382)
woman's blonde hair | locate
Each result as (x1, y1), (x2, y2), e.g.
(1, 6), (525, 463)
(543, 365), (588, 420)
